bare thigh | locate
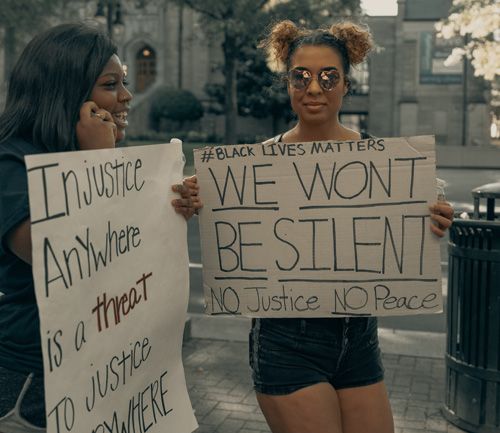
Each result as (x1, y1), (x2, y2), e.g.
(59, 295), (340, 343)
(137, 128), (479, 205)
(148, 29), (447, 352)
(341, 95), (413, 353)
(256, 383), (342, 433)
(338, 381), (394, 433)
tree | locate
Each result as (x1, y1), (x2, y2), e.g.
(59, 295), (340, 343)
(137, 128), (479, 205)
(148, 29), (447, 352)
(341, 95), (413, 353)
(436, 0), (500, 137)
(0, 0), (63, 81)
(268, 0), (361, 27)
(436, 0), (499, 81)
(203, 43), (293, 136)
(169, 0), (271, 144)
(235, 45), (294, 135)
(150, 87), (204, 131)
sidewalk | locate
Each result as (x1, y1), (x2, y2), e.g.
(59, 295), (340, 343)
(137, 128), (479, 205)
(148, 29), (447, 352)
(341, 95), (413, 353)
(182, 315), (467, 433)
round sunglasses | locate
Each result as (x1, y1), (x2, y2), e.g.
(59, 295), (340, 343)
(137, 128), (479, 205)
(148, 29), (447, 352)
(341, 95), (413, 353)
(288, 68), (341, 92)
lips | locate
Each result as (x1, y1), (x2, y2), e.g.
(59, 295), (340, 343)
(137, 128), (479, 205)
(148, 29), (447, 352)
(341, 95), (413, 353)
(112, 111), (129, 128)
(304, 102), (326, 112)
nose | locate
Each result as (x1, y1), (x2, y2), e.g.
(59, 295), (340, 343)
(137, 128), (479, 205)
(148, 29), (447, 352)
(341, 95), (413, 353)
(119, 85), (133, 103)
(306, 77), (322, 95)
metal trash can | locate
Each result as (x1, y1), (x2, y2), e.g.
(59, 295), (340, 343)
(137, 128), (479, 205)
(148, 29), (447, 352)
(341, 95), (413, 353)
(443, 182), (500, 433)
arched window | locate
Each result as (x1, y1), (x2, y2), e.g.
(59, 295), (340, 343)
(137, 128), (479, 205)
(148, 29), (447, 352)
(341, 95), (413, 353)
(135, 45), (156, 93)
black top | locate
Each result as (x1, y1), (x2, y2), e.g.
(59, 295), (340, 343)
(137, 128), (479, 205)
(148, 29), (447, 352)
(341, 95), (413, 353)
(272, 131), (372, 142)
(0, 137), (44, 374)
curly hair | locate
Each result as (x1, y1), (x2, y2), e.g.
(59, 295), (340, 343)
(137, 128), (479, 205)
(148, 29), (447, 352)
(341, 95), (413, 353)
(260, 20), (374, 76)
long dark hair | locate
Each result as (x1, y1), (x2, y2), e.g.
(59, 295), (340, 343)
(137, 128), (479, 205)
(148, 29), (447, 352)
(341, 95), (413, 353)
(0, 23), (117, 152)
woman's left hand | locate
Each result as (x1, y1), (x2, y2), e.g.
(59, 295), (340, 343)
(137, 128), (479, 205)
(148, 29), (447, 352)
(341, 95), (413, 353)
(429, 201), (454, 237)
(171, 175), (203, 220)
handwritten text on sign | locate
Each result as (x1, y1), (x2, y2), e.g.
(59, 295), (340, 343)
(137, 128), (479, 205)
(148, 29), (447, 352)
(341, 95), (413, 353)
(26, 142), (197, 433)
(194, 136), (442, 318)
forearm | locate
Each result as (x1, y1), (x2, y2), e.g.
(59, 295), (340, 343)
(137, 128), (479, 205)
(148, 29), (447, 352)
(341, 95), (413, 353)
(6, 218), (32, 264)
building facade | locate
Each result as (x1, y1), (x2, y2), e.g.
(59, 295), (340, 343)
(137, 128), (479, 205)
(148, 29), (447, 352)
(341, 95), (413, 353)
(343, 0), (490, 149)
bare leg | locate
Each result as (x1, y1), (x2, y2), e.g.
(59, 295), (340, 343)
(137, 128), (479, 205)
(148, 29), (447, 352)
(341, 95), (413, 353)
(338, 381), (394, 433)
(256, 383), (343, 433)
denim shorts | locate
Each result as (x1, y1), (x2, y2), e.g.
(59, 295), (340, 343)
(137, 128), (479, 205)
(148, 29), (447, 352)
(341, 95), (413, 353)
(249, 317), (384, 395)
(0, 366), (46, 432)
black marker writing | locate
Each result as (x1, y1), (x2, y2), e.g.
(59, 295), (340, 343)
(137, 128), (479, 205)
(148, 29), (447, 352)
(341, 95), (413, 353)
(43, 222), (142, 297)
(90, 369), (172, 433)
(30, 158), (145, 225)
(85, 337), (152, 412)
(215, 221), (266, 273)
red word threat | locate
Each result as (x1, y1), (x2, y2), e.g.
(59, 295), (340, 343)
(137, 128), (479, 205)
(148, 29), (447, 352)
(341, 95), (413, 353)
(92, 272), (152, 332)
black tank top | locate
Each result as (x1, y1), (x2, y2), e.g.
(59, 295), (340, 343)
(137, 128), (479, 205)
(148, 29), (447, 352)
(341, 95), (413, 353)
(272, 131), (372, 143)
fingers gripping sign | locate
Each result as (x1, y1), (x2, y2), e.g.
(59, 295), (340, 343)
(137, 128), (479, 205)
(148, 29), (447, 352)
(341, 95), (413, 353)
(184, 175), (202, 211)
(429, 201), (454, 237)
(172, 175), (203, 220)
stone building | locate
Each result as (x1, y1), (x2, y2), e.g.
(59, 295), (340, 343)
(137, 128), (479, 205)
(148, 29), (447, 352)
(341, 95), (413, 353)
(351, 0), (491, 152)
(0, 0), (496, 166)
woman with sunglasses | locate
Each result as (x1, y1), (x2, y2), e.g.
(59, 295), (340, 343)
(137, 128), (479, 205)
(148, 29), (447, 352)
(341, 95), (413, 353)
(248, 20), (454, 433)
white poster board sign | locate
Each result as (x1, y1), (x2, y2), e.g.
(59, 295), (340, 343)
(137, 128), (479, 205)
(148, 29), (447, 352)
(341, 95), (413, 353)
(26, 142), (198, 433)
(194, 136), (442, 318)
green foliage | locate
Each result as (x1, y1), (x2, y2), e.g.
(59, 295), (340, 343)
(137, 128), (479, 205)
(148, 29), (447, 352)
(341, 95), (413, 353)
(170, 0), (270, 48)
(150, 87), (204, 130)
(0, 0), (62, 29)
(268, 0), (362, 28)
(168, 0), (272, 143)
(205, 47), (293, 123)
(204, 83), (225, 115)
(236, 46), (293, 122)
(0, 0), (65, 79)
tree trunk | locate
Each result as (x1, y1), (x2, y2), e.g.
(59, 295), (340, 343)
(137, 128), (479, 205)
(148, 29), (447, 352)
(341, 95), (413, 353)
(272, 113), (280, 136)
(223, 32), (237, 144)
(4, 26), (16, 83)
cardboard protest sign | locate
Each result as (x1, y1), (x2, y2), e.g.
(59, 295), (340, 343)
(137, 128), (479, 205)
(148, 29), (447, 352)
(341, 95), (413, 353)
(194, 136), (442, 318)
(26, 142), (197, 433)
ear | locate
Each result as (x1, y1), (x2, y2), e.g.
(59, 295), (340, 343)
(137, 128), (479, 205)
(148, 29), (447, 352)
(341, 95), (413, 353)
(343, 77), (351, 96)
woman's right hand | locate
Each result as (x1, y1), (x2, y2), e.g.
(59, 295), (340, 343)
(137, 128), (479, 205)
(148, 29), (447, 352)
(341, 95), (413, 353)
(76, 101), (117, 150)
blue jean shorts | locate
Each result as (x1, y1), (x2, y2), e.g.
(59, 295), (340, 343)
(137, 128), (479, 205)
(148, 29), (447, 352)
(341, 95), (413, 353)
(249, 317), (384, 395)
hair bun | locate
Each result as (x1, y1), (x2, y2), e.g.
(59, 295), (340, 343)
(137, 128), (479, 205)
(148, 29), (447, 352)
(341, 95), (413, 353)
(329, 22), (373, 65)
(260, 20), (305, 72)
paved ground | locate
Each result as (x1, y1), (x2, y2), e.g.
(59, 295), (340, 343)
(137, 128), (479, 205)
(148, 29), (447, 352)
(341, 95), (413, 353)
(182, 319), (468, 433)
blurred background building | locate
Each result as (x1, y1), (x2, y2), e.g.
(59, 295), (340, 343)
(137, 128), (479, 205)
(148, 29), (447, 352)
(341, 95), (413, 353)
(345, 0), (488, 147)
(0, 0), (498, 166)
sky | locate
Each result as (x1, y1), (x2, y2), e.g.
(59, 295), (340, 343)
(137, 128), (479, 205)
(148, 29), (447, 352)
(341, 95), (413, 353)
(361, 0), (398, 15)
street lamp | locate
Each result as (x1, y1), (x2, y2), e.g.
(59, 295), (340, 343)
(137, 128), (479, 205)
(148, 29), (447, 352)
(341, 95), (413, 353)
(94, 0), (125, 39)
